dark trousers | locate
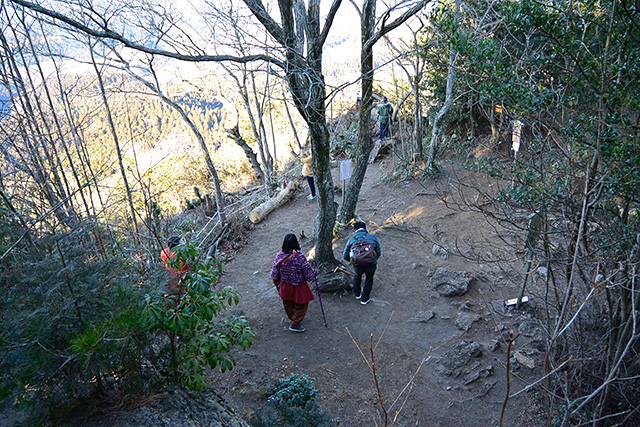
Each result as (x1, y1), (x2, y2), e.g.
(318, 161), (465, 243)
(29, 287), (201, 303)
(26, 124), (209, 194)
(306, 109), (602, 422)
(282, 300), (309, 324)
(353, 264), (377, 301)
(306, 176), (316, 197)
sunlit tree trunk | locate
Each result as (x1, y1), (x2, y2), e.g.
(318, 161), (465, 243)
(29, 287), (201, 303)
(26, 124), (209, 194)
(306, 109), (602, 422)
(226, 125), (265, 183)
(340, 0), (376, 225)
(89, 43), (140, 241)
(426, 0), (460, 171)
(243, 0), (340, 263)
(147, 60), (227, 224)
(21, 15), (94, 219)
(0, 29), (71, 225)
(221, 62), (271, 184)
(340, 0), (428, 224)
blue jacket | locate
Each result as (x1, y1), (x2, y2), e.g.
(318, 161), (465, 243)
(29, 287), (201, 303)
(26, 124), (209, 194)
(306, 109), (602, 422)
(343, 230), (381, 264)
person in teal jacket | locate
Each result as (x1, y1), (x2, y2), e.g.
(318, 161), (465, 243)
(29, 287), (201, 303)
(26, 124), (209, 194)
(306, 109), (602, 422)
(377, 97), (393, 140)
(343, 221), (381, 305)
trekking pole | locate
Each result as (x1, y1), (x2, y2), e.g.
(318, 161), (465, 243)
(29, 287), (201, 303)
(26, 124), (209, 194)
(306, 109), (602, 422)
(314, 277), (328, 327)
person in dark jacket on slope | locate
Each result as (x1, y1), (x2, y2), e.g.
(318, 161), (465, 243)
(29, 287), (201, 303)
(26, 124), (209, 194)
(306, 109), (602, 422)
(343, 221), (381, 305)
(271, 233), (316, 332)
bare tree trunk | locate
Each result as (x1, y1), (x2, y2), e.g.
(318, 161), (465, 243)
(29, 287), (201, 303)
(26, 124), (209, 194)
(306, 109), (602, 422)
(7, 24), (73, 213)
(340, 0), (428, 223)
(383, 17), (427, 160)
(0, 30), (71, 225)
(221, 62), (271, 183)
(147, 60), (227, 224)
(10, 26), (74, 210)
(42, 18), (105, 219)
(266, 65), (278, 174)
(226, 125), (265, 183)
(414, 76), (423, 158)
(426, 0), (460, 171)
(283, 90), (303, 152)
(21, 15), (94, 219)
(339, 0), (375, 225)
(89, 43), (140, 241)
(250, 67), (274, 179)
(276, 0), (337, 263)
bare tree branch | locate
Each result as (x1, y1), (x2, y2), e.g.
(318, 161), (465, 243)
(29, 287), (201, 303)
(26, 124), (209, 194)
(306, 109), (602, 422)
(318, 0), (344, 47)
(365, 0), (430, 51)
(9, 0), (285, 68)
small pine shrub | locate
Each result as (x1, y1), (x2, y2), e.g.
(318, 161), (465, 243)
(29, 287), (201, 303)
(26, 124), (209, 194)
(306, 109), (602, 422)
(0, 225), (147, 422)
(249, 374), (337, 427)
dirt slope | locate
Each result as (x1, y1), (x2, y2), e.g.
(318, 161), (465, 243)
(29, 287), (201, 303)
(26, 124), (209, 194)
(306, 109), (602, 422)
(211, 157), (542, 426)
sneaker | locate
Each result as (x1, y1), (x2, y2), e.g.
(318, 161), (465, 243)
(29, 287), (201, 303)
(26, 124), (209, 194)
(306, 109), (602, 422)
(307, 194), (316, 200)
(289, 323), (306, 332)
(360, 298), (370, 305)
(354, 293), (361, 300)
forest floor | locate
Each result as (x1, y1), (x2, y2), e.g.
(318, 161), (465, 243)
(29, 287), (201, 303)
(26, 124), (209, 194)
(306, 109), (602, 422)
(210, 153), (548, 426)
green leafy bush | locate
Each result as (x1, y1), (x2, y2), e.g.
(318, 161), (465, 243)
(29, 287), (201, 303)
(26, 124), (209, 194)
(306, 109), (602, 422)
(140, 240), (255, 391)
(0, 214), (254, 422)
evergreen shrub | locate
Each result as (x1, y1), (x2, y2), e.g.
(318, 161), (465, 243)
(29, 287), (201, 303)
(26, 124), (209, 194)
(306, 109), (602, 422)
(249, 373), (337, 427)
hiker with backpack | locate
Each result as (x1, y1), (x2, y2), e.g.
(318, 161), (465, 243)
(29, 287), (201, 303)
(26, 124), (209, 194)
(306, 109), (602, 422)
(377, 96), (393, 141)
(271, 233), (316, 332)
(343, 221), (381, 305)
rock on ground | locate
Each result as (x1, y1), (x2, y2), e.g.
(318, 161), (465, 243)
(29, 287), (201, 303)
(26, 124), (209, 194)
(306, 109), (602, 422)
(455, 312), (482, 331)
(430, 267), (473, 297)
(441, 340), (482, 372)
(407, 310), (436, 323)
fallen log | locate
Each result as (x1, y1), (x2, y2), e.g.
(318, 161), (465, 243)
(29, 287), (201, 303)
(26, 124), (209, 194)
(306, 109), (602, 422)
(249, 180), (299, 223)
(368, 140), (381, 163)
(369, 138), (393, 163)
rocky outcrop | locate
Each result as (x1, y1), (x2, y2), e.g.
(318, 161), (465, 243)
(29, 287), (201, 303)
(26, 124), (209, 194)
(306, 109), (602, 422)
(69, 388), (250, 427)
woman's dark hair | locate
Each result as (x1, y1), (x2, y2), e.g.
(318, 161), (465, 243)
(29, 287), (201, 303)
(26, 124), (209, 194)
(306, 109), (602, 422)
(282, 233), (300, 253)
(168, 236), (182, 249)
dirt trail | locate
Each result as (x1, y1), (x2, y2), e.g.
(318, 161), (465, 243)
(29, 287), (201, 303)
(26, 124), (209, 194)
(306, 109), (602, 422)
(212, 158), (540, 426)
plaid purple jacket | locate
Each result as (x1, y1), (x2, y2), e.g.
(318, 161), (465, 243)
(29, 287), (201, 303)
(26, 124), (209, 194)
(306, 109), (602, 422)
(271, 251), (316, 286)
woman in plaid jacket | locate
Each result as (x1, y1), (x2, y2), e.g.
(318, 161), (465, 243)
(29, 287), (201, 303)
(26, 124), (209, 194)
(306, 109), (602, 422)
(271, 233), (316, 332)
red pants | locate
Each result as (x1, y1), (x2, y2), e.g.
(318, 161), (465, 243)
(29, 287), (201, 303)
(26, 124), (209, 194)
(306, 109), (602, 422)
(282, 300), (309, 324)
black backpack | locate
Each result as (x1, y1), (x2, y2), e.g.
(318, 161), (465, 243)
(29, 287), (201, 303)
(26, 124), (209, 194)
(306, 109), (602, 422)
(351, 235), (377, 266)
